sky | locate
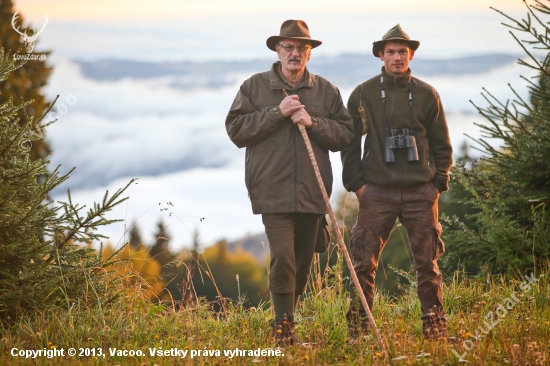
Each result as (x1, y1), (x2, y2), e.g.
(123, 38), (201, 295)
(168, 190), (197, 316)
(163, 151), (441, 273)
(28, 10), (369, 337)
(16, 0), (525, 19)
(15, 0), (531, 62)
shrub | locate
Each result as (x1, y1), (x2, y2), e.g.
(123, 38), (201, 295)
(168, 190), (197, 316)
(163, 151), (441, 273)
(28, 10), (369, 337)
(0, 49), (132, 319)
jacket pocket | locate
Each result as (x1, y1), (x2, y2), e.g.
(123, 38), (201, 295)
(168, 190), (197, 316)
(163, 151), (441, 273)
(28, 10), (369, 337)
(350, 225), (366, 263)
(255, 109), (285, 154)
(255, 136), (282, 154)
(304, 104), (325, 118)
(432, 222), (445, 260)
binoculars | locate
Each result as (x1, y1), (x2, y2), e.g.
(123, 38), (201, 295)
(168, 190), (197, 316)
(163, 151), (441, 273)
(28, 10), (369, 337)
(384, 128), (419, 163)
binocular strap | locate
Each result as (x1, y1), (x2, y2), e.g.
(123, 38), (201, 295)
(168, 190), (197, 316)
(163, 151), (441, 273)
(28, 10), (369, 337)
(379, 75), (414, 138)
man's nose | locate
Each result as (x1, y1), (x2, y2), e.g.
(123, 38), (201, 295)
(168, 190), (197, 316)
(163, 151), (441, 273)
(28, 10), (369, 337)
(291, 47), (300, 56)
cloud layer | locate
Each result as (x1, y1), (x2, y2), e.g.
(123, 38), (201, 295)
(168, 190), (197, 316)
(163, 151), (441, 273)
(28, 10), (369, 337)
(45, 57), (537, 246)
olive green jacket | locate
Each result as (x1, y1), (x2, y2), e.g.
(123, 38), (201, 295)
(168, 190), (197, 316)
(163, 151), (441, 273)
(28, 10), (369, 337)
(341, 67), (452, 193)
(226, 62), (354, 214)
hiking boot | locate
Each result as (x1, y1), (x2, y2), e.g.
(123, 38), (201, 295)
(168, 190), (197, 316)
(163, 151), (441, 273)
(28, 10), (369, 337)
(347, 313), (370, 341)
(422, 319), (459, 343)
(271, 316), (301, 346)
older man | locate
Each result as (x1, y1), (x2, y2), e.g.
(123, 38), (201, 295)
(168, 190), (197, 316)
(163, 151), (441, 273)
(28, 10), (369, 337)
(226, 19), (353, 344)
(341, 24), (453, 340)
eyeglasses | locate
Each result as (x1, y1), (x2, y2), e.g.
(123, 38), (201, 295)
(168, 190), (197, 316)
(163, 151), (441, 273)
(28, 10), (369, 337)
(278, 43), (310, 53)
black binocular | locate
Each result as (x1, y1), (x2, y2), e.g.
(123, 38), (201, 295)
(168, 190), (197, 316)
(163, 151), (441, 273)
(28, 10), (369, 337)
(384, 128), (419, 163)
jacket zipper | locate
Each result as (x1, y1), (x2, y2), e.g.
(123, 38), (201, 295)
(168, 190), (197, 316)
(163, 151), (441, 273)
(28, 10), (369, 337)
(293, 119), (298, 211)
(390, 78), (397, 183)
(290, 90), (298, 211)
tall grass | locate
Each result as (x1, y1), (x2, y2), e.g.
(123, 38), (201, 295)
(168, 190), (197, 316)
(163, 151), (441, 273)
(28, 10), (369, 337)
(1, 252), (549, 365)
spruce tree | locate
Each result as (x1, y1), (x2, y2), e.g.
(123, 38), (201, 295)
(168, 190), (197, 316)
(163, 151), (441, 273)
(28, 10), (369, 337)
(128, 224), (143, 248)
(0, 49), (132, 318)
(441, 0), (550, 276)
(0, 0), (52, 161)
(150, 221), (174, 268)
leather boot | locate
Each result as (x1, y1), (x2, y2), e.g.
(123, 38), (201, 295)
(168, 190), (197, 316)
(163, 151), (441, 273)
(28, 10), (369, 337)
(422, 316), (459, 343)
(271, 316), (301, 346)
(346, 309), (370, 341)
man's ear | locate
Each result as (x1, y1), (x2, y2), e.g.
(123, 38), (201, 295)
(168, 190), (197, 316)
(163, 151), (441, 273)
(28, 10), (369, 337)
(409, 49), (415, 61)
(378, 49), (384, 61)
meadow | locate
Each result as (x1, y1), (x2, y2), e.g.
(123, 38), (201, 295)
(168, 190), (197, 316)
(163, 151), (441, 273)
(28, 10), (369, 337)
(1, 257), (548, 365)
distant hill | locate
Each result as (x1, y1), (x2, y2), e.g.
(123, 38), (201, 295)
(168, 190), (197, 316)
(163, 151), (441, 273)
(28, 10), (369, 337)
(76, 53), (519, 90)
(227, 232), (269, 264)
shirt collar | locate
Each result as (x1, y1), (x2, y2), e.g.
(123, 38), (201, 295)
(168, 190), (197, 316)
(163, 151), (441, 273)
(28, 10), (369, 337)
(381, 66), (412, 87)
(270, 61), (314, 90)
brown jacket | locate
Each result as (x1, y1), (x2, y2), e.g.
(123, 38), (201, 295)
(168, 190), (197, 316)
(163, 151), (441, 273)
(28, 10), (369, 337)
(226, 62), (354, 214)
(341, 67), (452, 193)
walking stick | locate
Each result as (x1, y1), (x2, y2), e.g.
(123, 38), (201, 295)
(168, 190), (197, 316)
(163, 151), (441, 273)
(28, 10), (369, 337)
(282, 90), (388, 358)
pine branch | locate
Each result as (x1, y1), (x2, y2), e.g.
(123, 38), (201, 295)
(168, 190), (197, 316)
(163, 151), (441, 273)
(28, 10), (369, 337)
(510, 31), (544, 70)
(59, 179), (135, 248)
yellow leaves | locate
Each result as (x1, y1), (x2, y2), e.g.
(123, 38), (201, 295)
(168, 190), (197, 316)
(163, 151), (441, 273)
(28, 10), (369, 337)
(101, 242), (165, 296)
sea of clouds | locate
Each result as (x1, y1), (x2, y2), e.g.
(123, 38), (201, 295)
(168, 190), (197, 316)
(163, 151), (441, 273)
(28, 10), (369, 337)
(30, 7), (539, 250)
(42, 58), (537, 250)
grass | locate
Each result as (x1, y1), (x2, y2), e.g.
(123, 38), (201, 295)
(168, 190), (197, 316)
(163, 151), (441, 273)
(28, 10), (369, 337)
(1, 260), (549, 365)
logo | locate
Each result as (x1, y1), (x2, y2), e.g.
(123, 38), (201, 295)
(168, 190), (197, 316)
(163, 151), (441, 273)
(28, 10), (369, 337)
(11, 11), (48, 61)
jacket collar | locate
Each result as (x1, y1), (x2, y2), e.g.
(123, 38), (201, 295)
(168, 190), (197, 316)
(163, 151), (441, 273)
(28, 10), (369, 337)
(270, 61), (314, 91)
(381, 66), (412, 87)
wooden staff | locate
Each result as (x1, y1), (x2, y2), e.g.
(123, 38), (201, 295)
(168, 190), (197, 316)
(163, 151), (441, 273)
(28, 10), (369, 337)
(282, 89), (388, 358)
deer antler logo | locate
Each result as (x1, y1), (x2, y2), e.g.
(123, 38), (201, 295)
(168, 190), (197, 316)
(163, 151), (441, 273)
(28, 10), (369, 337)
(11, 12), (49, 53)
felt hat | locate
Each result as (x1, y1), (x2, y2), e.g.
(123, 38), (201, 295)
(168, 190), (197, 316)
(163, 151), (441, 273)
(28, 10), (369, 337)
(266, 19), (322, 51)
(372, 24), (420, 57)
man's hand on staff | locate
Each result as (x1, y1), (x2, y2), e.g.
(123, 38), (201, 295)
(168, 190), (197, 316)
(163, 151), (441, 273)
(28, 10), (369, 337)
(290, 108), (312, 129)
(280, 95), (303, 117)
(279, 95), (312, 129)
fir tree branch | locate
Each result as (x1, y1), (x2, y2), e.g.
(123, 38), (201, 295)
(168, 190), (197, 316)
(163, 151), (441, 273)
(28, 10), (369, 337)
(509, 31), (544, 70)
(59, 179), (135, 247)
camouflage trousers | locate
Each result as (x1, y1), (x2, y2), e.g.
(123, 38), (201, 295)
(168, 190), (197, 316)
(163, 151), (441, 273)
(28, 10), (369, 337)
(347, 182), (446, 326)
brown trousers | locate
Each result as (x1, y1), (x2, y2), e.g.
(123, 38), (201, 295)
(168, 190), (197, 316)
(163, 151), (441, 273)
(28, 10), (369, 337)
(347, 182), (446, 325)
(262, 213), (322, 294)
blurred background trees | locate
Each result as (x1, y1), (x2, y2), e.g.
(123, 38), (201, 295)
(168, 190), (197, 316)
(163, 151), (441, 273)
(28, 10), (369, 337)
(104, 221), (269, 308)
